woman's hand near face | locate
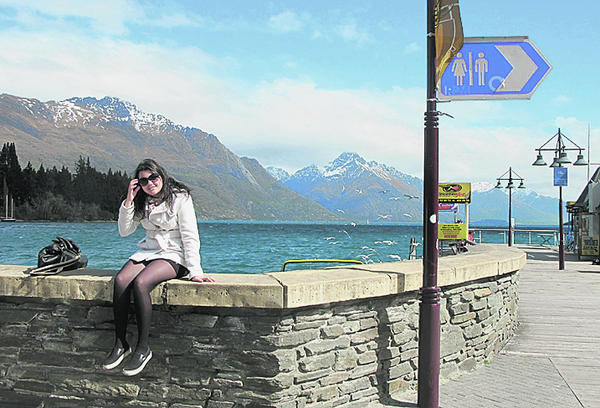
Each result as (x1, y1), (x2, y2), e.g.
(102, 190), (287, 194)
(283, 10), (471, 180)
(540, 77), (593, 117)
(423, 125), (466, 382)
(124, 179), (140, 207)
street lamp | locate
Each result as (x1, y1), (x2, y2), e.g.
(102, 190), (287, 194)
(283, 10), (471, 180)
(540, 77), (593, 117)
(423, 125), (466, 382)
(533, 128), (587, 270)
(495, 167), (525, 246)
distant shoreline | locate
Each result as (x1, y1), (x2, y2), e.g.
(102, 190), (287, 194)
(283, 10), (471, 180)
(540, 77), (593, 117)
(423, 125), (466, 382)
(1, 219), (559, 229)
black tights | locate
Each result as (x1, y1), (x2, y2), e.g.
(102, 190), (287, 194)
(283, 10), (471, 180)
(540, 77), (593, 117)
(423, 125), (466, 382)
(112, 259), (177, 352)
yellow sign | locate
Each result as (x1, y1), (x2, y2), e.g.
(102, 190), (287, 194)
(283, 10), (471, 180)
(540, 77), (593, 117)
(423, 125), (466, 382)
(581, 235), (599, 256)
(439, 223), (467, 240)
(439, 182), (471, 203)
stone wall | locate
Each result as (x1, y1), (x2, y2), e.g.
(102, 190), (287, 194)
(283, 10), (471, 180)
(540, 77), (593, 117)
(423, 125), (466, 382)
(0, 245), (524, 407)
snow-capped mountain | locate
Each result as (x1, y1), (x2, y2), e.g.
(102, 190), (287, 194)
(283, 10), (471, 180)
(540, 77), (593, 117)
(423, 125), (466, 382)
(269, 152), (423, 223)
(3, 92), (564, 224)
(471, 181), (496, 193)
(269, 153), (563, 225)
(13, 95), (190, 135)
(265, 166), (291, 184)
(0, 93), (339, 221)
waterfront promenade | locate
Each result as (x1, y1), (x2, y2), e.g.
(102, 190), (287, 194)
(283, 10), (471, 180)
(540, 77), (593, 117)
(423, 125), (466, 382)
(0, 245), (595, 407)
(381, 245), (600, 408)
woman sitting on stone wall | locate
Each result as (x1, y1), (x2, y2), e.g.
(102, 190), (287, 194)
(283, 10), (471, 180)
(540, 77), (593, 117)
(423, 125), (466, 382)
(102, 158), (214, 376)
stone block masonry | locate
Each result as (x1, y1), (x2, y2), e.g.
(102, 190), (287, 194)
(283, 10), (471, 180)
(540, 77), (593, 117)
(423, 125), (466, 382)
(0, 244), (524, 407)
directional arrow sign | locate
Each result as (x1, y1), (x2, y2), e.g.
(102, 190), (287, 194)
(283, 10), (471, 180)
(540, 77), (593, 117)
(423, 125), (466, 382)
(438, 36), (552, 100)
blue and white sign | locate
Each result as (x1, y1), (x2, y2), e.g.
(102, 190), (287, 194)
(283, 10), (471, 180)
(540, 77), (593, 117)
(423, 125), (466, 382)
(438, 36), (552, 100)
(554, 167), (568, 187)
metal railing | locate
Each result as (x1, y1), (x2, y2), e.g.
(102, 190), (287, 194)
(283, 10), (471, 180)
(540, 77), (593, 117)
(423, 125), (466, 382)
(470, 228), (559, 246)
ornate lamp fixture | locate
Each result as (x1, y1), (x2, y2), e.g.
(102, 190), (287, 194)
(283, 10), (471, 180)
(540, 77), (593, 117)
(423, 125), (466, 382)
(532, 128), (587, 270)
(495, 167), (525, 247)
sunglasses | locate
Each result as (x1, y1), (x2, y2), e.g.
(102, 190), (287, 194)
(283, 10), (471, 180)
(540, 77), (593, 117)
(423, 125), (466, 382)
(138, 173), (160, 187)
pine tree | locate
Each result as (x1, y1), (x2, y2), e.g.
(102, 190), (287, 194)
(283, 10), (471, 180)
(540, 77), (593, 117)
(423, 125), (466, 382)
(5, 144), (132, 220)
(20, 162), (36, 203)
(0, 143), (24, 203)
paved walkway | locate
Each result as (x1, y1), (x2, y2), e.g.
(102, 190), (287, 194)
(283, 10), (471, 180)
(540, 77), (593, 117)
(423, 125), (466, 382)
(379, 245), (600, 408)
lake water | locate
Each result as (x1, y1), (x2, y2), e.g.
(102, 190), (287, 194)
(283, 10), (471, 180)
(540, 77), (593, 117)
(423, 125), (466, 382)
(0, 222), (555, 274)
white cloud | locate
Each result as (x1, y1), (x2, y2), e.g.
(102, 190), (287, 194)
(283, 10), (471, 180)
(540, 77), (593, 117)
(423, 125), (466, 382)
(0, 14), (594, 200)
(146, 11), (203, 28)
(0, 29), (227, 124)
(0, 25), (424, 176)
(0, 0), (203, 34)
(555, 116), (589, 137)
(434, 119), (593, 198)
(552, 95), (572, 105)
(404, 42), (420, 54)
(268, 11), (303, 33)
(223, 81), (424, 175)
(336, 21), (372, 45)
(0, 0), (140, 34)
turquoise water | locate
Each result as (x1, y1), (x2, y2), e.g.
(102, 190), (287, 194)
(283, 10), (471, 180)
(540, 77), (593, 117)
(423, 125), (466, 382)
(1, 221), (424, 274)
(1, 222), (558, 274)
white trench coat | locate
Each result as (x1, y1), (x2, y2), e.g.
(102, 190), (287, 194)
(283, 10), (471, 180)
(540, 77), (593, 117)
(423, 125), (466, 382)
(118, 192), (203, 279)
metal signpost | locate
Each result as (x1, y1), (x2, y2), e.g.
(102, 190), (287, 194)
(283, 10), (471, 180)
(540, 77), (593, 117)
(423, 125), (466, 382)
(421, 12), (552, 405)
(438, 36), (552, 101)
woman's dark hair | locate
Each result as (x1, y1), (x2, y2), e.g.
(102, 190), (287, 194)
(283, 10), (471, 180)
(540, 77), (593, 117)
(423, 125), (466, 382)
(132, 158), (191, 219)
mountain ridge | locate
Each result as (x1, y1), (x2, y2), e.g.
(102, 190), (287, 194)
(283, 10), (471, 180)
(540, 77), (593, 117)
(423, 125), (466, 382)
(1, 93), (563, 225)
(268, 152), (562, 225)
(268, 152), (423, 223)
(0, 93), (340, 221)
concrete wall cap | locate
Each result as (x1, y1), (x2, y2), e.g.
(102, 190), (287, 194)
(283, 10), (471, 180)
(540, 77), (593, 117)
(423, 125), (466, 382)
(0, 244), (525, 309)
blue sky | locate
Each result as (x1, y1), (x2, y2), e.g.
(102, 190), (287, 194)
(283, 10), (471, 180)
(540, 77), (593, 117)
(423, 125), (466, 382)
(1, 0), (599, 201)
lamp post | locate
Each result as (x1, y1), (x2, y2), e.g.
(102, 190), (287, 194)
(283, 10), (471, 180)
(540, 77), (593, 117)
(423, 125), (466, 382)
(495, 167), (525, 246)
(533, 128), (587, 269)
